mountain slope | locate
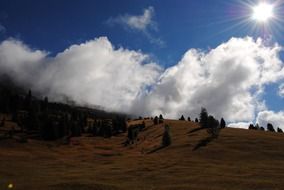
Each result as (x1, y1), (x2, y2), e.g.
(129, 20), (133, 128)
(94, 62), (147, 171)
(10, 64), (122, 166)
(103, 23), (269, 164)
(0, 119), (284, 190)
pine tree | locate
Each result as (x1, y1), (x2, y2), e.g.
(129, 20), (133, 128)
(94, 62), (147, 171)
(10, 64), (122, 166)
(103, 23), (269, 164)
(199, 107), (208, 128)
(260, 127), (265, 131)
(277, 127), (283, 133)
(154, 116), (159, 125)
(220, 118), (226, 128)
(179, 115), (185, 121)
(248, 124), (255, 130)
(255, 123), (260, 130)
(25, 89), (32, 110)
(267, 123), (275, 132)
(162, 124), (171, 147)
(207, 115), (219, 138)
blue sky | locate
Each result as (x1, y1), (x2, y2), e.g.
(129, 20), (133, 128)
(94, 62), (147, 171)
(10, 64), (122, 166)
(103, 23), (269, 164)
(1, 0), (281, 66)
(0, 0), (284, 128)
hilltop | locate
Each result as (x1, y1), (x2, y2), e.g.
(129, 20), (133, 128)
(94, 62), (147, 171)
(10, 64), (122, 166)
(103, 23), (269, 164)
(0, 119), (284, 190)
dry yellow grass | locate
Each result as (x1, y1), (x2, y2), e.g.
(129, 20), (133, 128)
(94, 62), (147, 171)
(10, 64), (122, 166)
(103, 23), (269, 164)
(0, 119), (284, 190)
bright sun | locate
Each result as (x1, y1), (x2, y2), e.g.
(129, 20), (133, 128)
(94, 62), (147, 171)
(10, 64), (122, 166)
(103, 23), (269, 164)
(252, 2), (274, 23)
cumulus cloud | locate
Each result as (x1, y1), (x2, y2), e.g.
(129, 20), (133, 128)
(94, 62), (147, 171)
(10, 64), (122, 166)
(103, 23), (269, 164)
(0, 37), (161, 113)
(107, 6), (164, 46)
(278, 83), (284, 97)
(0, 39), (47, 86)
(132, 37), (284, 122)
(256, 110), (284, 131)
(0, 36), (284, 128)
(228, 122), (251, 129)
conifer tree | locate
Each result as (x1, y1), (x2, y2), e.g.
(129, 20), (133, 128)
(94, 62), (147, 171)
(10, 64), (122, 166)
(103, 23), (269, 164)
(162, 124), (171, 147)
(180, 115), (185, 121)
(220, 118), (226, 128)
(199, 107), (208, 128)
(187, 117), (191, 122)
(267, 123), (275, 132)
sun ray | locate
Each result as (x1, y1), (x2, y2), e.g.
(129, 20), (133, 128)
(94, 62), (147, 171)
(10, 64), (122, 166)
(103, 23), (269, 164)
(220, 1), (283, 39)
(186, 0), (284, 47)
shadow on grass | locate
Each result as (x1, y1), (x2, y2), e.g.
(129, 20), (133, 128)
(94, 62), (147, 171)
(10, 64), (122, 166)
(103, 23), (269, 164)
(193, 136), (215, 151)
(189, 126), (223, 151)
(147, 145), (167, 154)
(188, 127), (207, 134)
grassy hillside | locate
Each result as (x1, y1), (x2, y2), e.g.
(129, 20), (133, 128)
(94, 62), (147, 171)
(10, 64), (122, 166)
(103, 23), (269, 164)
(0, 119), (284, 190)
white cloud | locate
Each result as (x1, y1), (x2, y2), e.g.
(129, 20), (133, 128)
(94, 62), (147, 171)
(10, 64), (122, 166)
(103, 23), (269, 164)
(132, 37), (284, 122)
(107, 6), (164, 46)
(228, 122), (251, 129)
(124, 6), (156, 31)
(108, 6), (156, 32)
(256, 110), (284, 131)
(0, 37), (161, 113)
(278, 83), (284, 97)
(0, 39), (47, 86)
(0, 36), (284, 128)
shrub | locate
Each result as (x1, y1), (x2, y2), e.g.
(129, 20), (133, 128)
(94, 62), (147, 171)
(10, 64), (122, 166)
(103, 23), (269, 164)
(159, 114), (164, 120)
(187, 117), (191, 122)
(195, 118), (199, 123)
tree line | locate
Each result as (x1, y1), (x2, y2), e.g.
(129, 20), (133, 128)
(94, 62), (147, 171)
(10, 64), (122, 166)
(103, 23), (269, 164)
(249, 123), (283, 133)
(0, 80), (128, 141)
